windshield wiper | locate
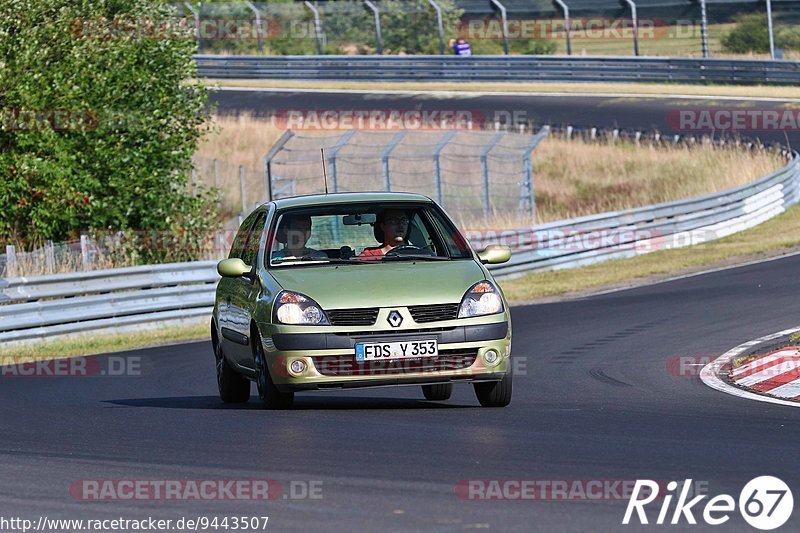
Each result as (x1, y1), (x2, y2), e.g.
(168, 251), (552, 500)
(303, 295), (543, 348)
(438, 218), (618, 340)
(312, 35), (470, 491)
(275, 256), (368, 265)
(379, 254), (451, 261)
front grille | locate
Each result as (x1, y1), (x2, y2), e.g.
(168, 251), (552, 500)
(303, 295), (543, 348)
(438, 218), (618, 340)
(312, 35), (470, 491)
(313, 349), (478, 377)
(409, 303), (460, 323)
(327, 308), (379, 326)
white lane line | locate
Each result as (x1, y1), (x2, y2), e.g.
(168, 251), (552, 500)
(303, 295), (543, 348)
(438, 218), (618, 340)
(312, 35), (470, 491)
(215, 86), (800, 103)
(736, 359), (800, 387)
(700, 326), (800, 408)
(730, 349), (798, 377)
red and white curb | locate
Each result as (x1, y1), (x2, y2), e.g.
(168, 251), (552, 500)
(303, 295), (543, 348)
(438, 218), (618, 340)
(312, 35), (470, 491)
(700, 326), (800, 408)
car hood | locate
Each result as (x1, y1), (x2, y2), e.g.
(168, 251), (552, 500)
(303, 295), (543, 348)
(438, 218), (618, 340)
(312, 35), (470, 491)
(268, 260), (486, 310)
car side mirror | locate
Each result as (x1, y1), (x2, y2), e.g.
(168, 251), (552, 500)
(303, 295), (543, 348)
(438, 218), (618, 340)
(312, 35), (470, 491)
(478, 245), (512, 265)
(217, 258), (254, 279)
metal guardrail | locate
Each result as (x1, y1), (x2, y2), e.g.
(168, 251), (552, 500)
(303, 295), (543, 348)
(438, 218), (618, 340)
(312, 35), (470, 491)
(2, 154), (798, 342)
(475, 153), (800, 276)
(195, 55), (800, 85)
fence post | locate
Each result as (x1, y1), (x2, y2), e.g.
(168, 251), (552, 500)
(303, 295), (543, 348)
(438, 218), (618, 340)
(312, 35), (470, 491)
(80, 235), (91, 272)
(304, 1), (324, 55)
(432, 130), (459, 206)
(766, 0), (776, 60)
(5, 245), (17, 278)
(426, 0), (445, 55)
(519, 126), (550, 220)
(382, 131), (408, 191)
(489, 0), (509, 55)
(245, 1), (263, 53)
(45, 240), (55, 274)
(698, 0), (709, 58)
(364, 1), (383, 55)
(554, 0), (572, 55)
(480, 132), (505, 218)
(263, 130), (295, 201)
(327, 130), (357, 194)
(623, 0), (639, 56)
(183, 2), (201, 53)
(239, 166), (247, 215)
(213, 158), (221, 209)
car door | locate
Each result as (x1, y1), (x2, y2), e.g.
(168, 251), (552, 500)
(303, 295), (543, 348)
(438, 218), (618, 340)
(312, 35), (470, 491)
(227, 209), (268, 373)
(217, 211), (258, 368)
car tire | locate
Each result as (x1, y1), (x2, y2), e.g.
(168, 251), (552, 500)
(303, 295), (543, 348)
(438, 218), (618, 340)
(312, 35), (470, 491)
(215, 340), (250, 403)
(253, 331), (294, 410)
(422, 383), (452, 401)
(474, 373), (512, 407)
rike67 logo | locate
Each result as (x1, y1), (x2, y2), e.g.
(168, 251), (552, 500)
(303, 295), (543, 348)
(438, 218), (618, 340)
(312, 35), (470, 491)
(623, 477), (793, 530)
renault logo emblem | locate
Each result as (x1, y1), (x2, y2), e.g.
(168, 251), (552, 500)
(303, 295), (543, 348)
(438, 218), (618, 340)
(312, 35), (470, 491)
(387, 310), (403, 328)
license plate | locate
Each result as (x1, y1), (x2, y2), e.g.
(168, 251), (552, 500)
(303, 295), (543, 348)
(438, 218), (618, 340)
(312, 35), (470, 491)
(355, 340), (438, 362)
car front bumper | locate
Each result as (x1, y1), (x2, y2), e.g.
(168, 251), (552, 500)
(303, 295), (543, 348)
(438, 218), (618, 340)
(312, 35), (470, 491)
(261, 316), (512, 392)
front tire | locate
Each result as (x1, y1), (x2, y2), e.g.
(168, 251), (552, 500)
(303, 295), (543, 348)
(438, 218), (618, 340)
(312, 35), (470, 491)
(474, 373), (512, 407)
(422, 383), (452, 401)
(254, 330), (294, 410)
(215, 341), (250, 404)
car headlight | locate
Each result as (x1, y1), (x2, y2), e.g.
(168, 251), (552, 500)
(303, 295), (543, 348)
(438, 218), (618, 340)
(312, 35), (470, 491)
(274, 291), (330, 325)
(458, 281), (504, 318)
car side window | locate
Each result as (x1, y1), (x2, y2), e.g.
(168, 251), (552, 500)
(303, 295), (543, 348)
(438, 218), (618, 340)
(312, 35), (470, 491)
(229, 212), (258, 260)
(242, 212), (268, 267)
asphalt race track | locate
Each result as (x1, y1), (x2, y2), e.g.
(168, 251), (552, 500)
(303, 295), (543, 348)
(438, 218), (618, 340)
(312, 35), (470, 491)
(3, 254), (800, 531)
(211, 88), (800, 149)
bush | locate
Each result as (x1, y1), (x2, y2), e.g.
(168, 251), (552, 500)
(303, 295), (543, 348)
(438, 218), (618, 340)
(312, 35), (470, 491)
(722, 12), (800, 54)
(0, 0), (217, 259)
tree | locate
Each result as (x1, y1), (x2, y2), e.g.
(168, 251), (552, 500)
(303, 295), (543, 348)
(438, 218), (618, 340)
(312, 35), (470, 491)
(0, 0), (215, 259)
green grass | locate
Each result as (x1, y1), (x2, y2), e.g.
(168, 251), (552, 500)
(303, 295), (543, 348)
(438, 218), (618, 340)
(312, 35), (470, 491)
(0, 322), (209, 363)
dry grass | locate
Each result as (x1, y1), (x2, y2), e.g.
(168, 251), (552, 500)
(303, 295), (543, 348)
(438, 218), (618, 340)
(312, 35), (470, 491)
(199, 115), (784, 229)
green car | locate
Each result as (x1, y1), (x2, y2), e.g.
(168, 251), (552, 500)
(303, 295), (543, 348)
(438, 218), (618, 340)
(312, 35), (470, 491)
(212, 192), (513, 409)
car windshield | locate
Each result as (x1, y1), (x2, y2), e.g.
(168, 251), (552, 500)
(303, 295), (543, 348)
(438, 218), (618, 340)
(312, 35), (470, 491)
(267, 202), (473, 267)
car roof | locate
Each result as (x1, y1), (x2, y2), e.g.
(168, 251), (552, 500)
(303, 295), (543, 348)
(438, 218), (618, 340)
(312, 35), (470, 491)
(270, 192), (434, 210)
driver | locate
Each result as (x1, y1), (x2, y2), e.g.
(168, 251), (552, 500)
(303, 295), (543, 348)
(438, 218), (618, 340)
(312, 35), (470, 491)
(272, 214), (326, 261)
(359, 209), (410, 259)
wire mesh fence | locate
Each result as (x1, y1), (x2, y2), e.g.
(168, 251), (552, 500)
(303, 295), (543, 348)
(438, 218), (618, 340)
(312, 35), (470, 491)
(171, 1), (800, 59)
(263, 128), (549, 228)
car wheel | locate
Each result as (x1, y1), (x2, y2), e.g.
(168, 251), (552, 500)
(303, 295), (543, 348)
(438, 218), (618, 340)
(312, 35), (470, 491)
(422, 383), (452, 401)
(215, 340), (250, 403)
(253, 331), (294, 410)
(473, 373), (512, 407)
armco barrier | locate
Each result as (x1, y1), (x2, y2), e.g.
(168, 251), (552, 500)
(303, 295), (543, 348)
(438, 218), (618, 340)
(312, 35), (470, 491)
(195, 55), (800, 85)
(1, 154), (798, 342)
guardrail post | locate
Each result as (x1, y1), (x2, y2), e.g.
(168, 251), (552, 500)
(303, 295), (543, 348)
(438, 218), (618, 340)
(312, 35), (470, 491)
(623, 0), (639, 56)
(304, 1), (324, 55)
(554, 0), (572, 56)
(183, 2), (201, 53)
(766, 0), (776, 60)
(489, 0), (509, 55)
(364, 1), (383, 55)
(5, 245), (17, 278)
(245, 1), (264, 53)
(239, 166), (247, 215)
(80, 235), (90, 272)
(698, 0), (709, 58)
(45, 240), (55, 275)
(426, 0), (445, 55)
(327, 130), (357, 193)
(481, 132), (505, 218)
(381, 131), (407, 191)
(263, 130), (295, 201)
(432, 130), (458, 206)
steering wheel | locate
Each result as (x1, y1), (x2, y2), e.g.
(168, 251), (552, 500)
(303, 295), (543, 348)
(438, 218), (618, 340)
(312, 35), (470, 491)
(384, 244), (421, 256)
